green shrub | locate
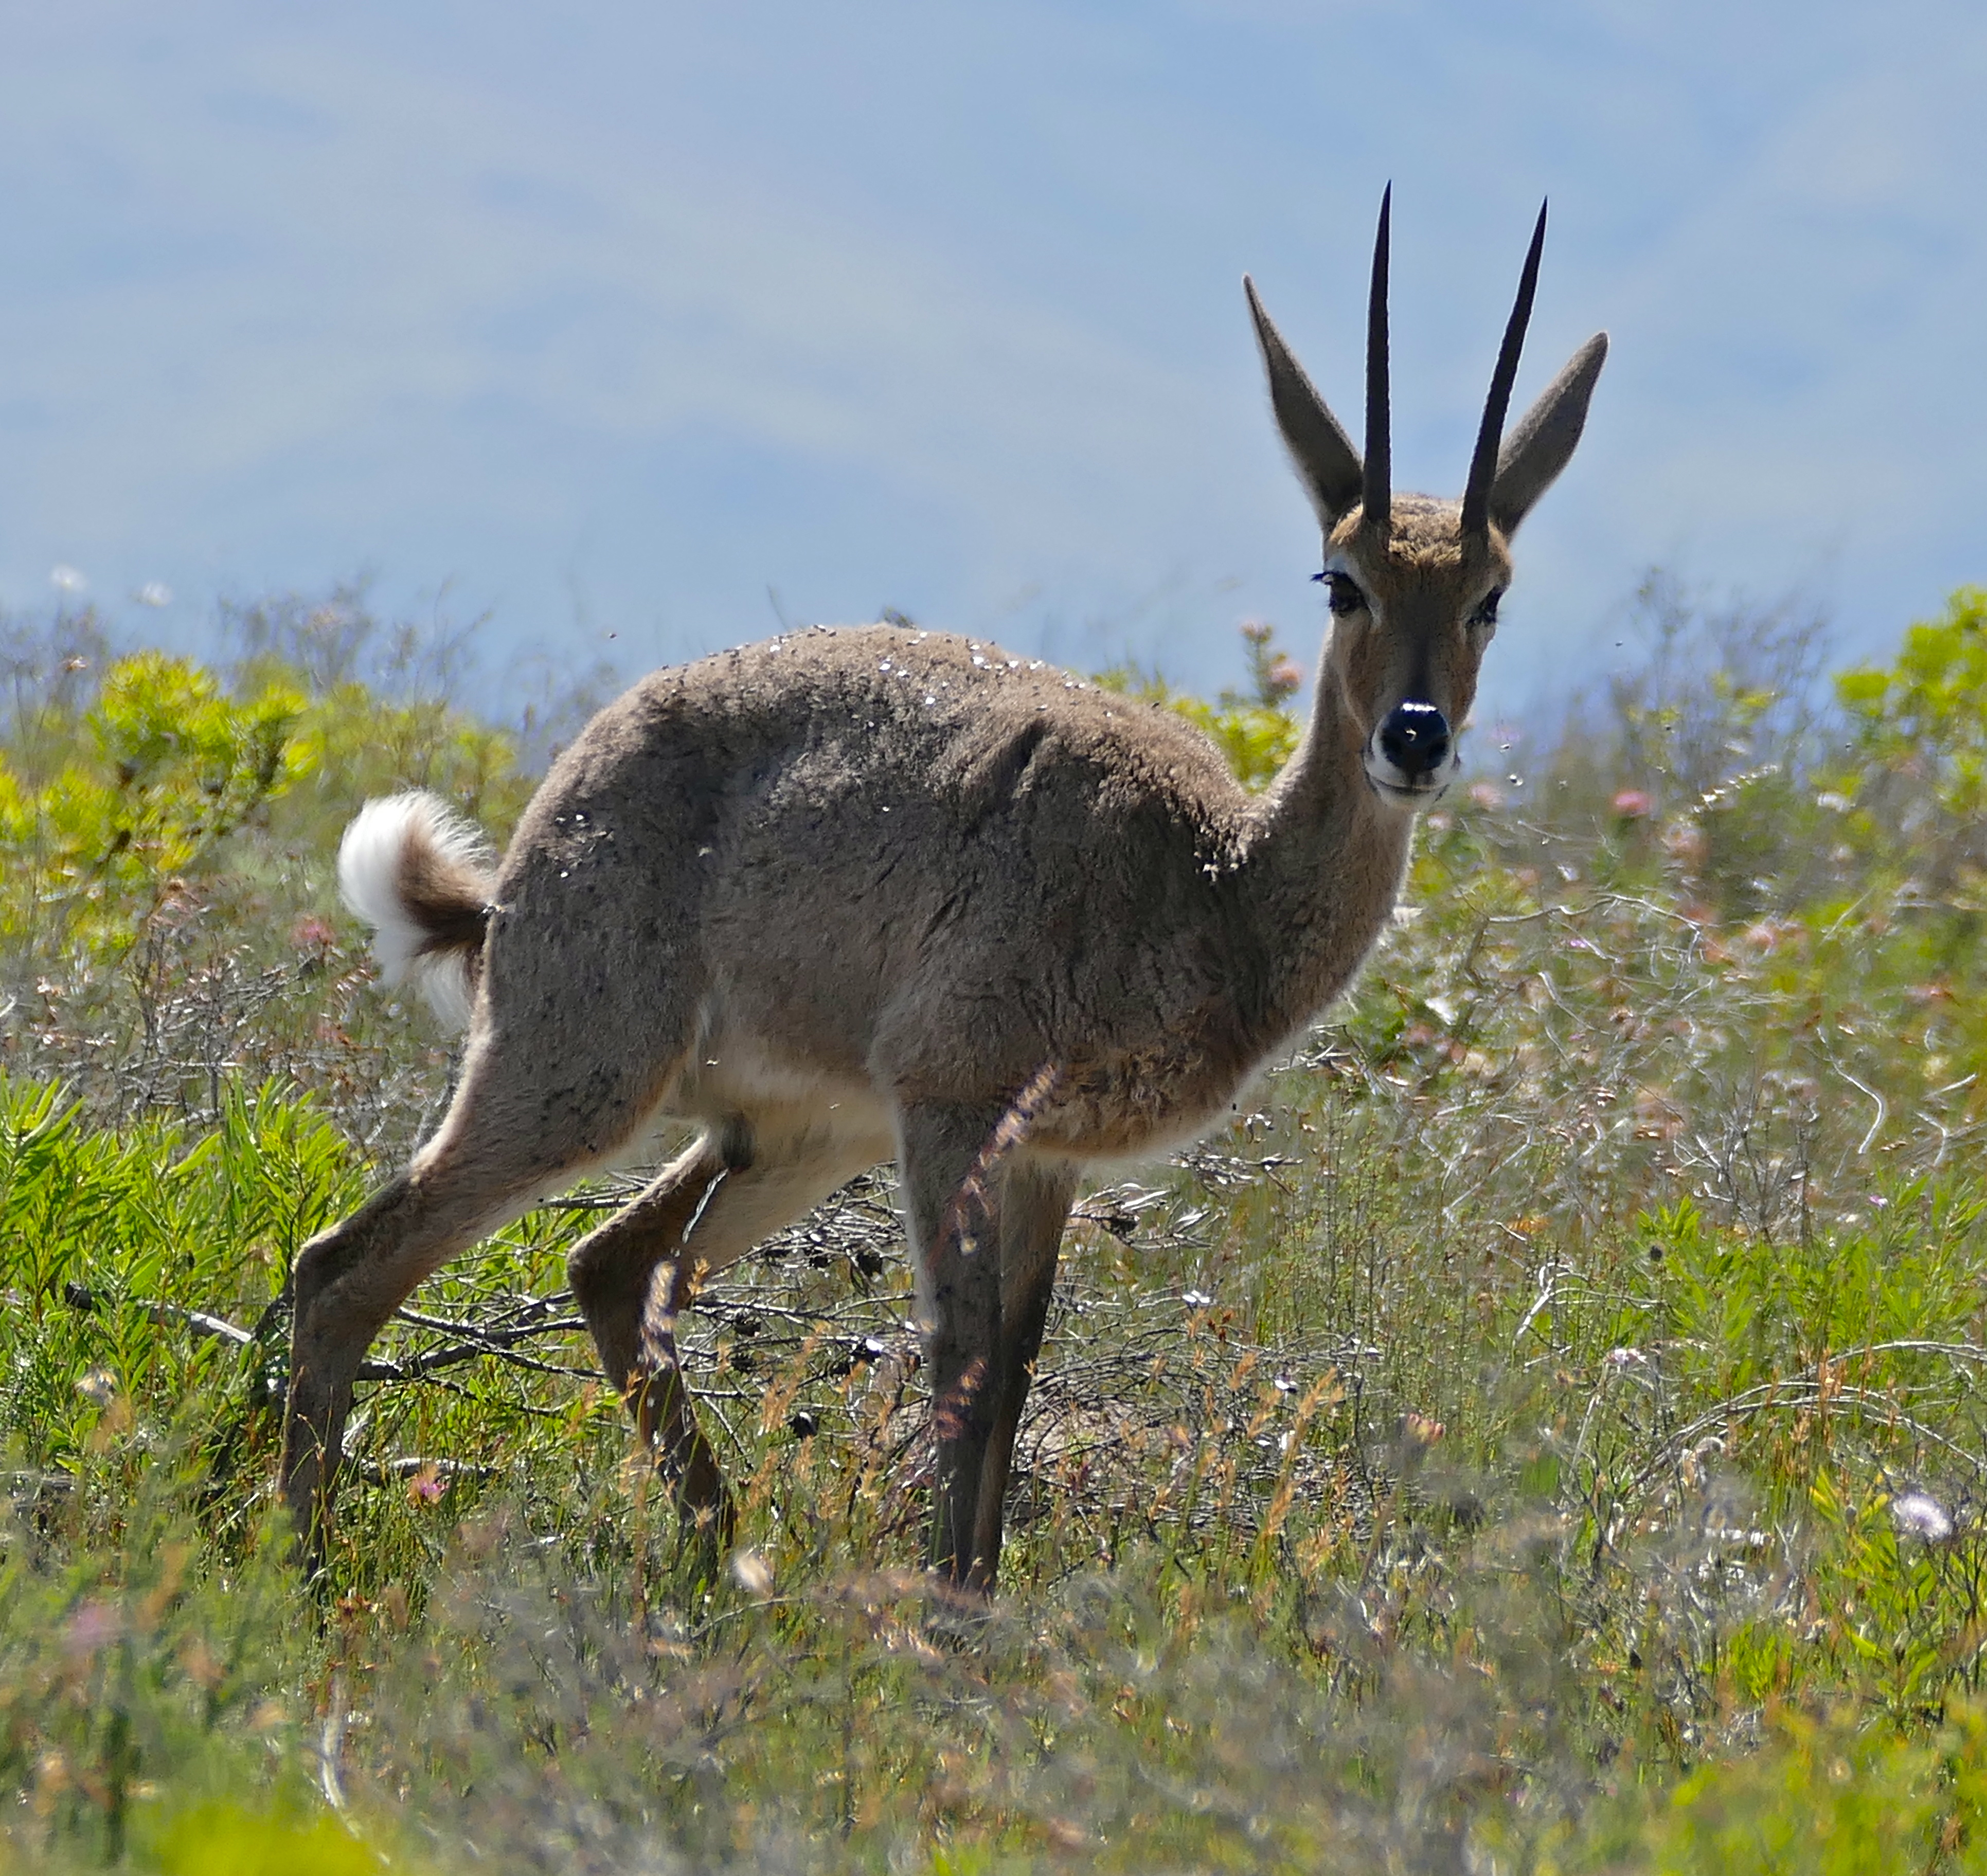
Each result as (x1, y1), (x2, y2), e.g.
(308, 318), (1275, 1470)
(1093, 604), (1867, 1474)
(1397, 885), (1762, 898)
(1098, 618), (1303, 789)
(9, 583), (1987, 1868)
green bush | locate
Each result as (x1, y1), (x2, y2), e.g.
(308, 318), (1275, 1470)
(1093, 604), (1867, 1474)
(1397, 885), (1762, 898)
(1099, 618), (1304, 788)
(7, 585), (1987, 1868)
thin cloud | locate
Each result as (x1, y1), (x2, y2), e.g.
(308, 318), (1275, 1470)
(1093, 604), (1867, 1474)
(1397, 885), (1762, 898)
(0, 0), (1979, 700)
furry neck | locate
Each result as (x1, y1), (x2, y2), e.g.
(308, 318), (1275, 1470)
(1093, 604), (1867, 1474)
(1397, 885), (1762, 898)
(1229, 639), (1418, 1051)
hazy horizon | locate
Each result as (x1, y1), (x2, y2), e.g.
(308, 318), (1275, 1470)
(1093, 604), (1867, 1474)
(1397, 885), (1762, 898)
(3, 2), (1981, 728)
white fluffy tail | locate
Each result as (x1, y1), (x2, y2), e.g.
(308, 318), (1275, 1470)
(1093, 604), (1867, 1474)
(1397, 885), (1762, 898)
(337, 792), (498, 1031)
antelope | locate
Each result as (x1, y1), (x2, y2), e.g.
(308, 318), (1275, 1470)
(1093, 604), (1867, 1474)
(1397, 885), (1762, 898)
(282, 191), (1606, 1592)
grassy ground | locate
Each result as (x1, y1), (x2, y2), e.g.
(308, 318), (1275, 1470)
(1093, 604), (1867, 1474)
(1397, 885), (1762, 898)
(9, 584), (1987, 1868)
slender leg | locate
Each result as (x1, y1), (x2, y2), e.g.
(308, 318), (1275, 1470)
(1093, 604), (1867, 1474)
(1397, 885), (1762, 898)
(566, 1113), (878, 1540)
(968, 1158), (1078, 1593)
(568, 1135), (735, 1531)
(284, 1160), (554, 1572)
(283, 1011), (688, 1572)
(898, 1101), (1018, 1590)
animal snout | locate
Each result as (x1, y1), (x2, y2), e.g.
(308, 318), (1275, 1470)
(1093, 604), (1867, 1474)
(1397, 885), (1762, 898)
(1377, 701), (1451, 780)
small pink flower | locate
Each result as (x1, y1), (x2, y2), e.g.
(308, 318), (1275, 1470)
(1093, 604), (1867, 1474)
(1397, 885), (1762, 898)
(1613, 790), (1654, 818)
(1401, 1412), (1444, 1447)
(1468, 782), (1505, 810)
(65, 1601), (120, 1657)
(291, 916), (336, 951)
(407, 1464), (448, 1505)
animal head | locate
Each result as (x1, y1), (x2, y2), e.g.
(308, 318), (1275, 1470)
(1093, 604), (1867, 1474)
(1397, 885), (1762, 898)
(1245, 189), (1607, 806)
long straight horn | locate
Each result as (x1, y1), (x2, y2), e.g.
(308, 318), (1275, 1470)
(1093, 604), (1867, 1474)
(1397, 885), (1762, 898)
(1362, 185), (1391, 535)
(1461, 200), (1548, 539)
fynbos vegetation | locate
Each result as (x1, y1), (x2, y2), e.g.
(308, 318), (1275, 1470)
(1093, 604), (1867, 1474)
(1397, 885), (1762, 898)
(10, 582), (1987, 1870)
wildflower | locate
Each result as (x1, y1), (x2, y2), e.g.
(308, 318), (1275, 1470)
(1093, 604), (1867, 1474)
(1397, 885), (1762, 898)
(1612, 789), (1653, 817)
(1891, 1491), (1955, 1545)
(65, 1600), (120, 1657)
(1401, 1412), (1444, 1448)
(75, 1367), (117, 1407)
(406, 1464), (447, 1505)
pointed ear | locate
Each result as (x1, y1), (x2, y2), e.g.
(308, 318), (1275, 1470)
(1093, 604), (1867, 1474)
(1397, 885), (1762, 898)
(1244, 276), (1364, 528)
(1489, 332), (1608, 536)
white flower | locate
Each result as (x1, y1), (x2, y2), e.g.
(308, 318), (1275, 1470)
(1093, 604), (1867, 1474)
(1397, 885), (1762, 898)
(49, 565), (84, 593)
(1891, 1492), (1954, 1545)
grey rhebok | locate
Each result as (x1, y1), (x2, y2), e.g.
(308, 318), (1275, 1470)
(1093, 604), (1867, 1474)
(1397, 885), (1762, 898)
(283, 190), (1607, 1593)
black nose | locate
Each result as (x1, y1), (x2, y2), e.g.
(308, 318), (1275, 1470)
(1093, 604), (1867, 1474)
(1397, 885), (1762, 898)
(1377, 701), (1451, 779)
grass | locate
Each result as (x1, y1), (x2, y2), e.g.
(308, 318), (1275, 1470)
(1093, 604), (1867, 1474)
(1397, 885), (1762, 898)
(9, 582), (1987, 1867)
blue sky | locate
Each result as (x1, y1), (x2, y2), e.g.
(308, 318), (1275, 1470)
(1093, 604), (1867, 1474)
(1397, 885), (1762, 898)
(2, 2), (1982, 719)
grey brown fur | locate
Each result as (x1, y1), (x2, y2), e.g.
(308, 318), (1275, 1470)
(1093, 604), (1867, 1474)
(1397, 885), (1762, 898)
(283, 200), (1607, 1592)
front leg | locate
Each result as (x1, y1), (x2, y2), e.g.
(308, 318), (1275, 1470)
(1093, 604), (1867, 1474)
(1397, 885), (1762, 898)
(898, 1101), (1021, 1590)
(969, 1159), (1078, 1591)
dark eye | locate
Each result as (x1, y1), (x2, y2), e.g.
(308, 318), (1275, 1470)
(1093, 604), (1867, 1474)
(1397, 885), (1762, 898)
(1469, 588), (1504, 630)
(1316, 571), (1368, 618)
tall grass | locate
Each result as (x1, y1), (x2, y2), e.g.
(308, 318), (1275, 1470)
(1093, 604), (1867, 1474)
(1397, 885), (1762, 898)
(8, 582), (1987, 1868)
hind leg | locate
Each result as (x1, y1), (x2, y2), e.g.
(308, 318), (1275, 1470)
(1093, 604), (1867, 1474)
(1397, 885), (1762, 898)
(283, 1167), (527, 1569)
(566, 1132), (741, 1534)
(283, 1025), (682, 1571)
(567, 1111), (883, 1541)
